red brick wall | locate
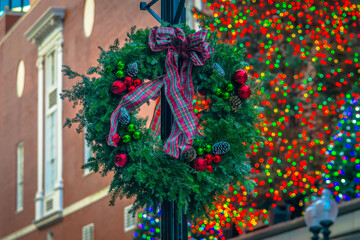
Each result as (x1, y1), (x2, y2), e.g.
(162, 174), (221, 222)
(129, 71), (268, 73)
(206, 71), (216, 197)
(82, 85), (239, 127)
(0, 0), (159, 239)
(62, 0), (159, 207)
(18, 196), (136, 240)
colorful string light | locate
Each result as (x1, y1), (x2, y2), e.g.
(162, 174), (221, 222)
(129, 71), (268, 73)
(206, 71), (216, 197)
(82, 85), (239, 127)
(191, 0), (360, 235)
(324, 92), (360, 201)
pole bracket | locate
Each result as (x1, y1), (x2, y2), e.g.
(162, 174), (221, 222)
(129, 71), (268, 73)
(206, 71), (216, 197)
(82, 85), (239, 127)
(140, 0), (185, 24)
(140, 0), (161, 23)
(173, 0), (186, 24)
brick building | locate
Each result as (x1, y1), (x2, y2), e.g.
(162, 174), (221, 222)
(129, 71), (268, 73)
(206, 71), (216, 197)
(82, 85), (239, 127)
(0, 0), (202, 239)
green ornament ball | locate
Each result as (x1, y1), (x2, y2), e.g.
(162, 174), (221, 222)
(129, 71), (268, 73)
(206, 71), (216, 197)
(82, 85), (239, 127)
(105, 65), (112, 73)
(127, 124), (135, 132)
(226, 83), (234, 92)
(123, 135), (131, 143)
(215, 88), (222, 96)
(197, 148), (204, 155)
(117, 61), (124, 69)
(133, 131), (141, 140)
(205, 144), (212, 152)
(223, 92), (230, 100)
(116, 70), (124, 78)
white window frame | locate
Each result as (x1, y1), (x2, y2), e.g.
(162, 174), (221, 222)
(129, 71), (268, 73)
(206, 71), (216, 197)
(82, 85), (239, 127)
(186, 0), (203, 31)
(41, 30), (63, 218)
(25, 7), (65, 221)
(16, 141), (24, 213)
(47, 231), (54, 240)
(124, 205), (137, 232)
(44, 47), (58, 197)
(84, 129), (93, 176)
(82, 223), (94, 240)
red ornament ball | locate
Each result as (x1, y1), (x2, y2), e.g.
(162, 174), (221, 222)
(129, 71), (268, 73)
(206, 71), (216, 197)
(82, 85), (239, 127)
(194, 158), (207, 171)
(213, 155), (221, 164)
(108, 133), (121, 146)
(125, 76), (133, 86)
(232, 69), (248, 84)
(205, 154), (213, 164)
(133, 79), (142, 86)
(114, 153), (128, 167)
(206, 165), (213, 173)
(128, 85), (136, 92)
(238, 85), (251, 99)
(111, 81), (127, 94)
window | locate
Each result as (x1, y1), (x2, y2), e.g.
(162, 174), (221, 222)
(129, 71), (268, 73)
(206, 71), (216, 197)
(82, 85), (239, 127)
(44, 50), (58, 196)
(84, 131), (92, 175)
(16, 141), (24, 212)
(16, 60), (25, 98)
(82, 223), (94, 240)
(124, 205), (137, 232)
(186, 0), (203, 30)
(47, 231), (54, 240)
(25, 6), (65, 222)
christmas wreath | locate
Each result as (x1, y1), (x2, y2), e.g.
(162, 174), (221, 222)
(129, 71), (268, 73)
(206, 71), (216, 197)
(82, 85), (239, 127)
(62, 24), (261, 217)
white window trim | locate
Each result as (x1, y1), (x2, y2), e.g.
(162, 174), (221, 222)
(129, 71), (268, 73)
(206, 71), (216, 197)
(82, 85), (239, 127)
(46, 231), (54, 240)
(16, 141), (24, 213)
(186, 0), (203, 31)
(82, 223), (94, 240)
(25, 7), (65, 221)
(124, 205), (137, 232)
(83, 130), (93, 176)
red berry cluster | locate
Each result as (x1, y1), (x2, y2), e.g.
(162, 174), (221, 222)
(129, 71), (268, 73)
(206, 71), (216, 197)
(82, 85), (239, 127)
(232, 69), (251, 99)
(111, 76), (142, 95)
(193, 154), (221, 173)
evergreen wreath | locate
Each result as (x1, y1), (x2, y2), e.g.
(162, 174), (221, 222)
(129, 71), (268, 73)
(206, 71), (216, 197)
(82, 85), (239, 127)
(62, 24), (262, 218)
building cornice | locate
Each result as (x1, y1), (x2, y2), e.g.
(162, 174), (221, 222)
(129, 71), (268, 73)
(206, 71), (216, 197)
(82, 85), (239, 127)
(25, 7), (65, 45)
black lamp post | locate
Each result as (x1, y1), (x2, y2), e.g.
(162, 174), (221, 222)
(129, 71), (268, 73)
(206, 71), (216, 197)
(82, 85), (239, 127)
(304, 189), (338, 240)
(305, 197), (321, 240)
(309, 226), (322, 240)
(316, 189), (338, 240)
(320, 220), (333, 240)
(140, 1), (188, 239)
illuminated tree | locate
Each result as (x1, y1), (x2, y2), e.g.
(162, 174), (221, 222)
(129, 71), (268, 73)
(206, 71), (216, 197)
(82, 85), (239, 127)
(133, 207), (161, 240)
(134, 207), (225, 240)
(324, 90), (360, 201)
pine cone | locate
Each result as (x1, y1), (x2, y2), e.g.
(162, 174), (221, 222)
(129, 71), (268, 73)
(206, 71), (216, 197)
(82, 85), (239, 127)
(118, 107), (130, 126)
(182, 147), (197, 162)
(212, 141), (230, 155)
(213, 63), (225, 77)
(127, 62), (138, 77)
(229, 96), (242, 112)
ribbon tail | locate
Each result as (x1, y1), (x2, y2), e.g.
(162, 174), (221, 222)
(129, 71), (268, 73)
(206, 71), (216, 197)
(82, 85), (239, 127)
(162, 125), (182, 158)
(163, 86), (197, 157)
(107, 77), (164, 146)
(150, 97), (161, 138)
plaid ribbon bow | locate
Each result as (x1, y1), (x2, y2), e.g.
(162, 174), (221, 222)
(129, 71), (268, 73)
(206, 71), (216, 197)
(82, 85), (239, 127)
(107, 26), (214, 158)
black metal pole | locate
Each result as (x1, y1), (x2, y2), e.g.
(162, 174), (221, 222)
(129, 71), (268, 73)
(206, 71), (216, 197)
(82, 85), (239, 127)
(309, 226), (321, 240)
(320, 220), (333, 240)
(160, 0), (187, 239)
